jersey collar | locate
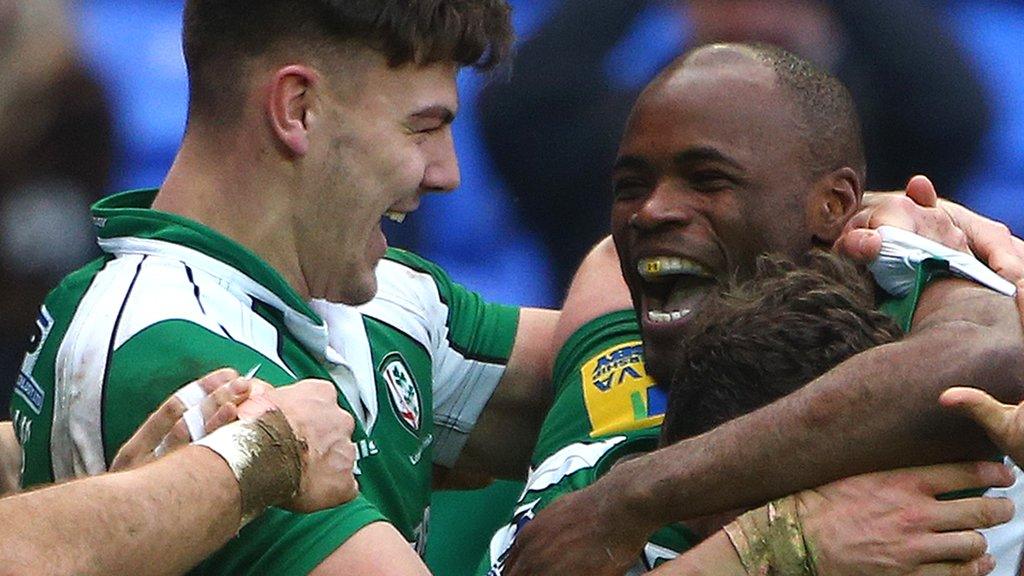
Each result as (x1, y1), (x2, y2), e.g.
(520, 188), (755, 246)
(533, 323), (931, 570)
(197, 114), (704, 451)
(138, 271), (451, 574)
(92, 189), (330, 353)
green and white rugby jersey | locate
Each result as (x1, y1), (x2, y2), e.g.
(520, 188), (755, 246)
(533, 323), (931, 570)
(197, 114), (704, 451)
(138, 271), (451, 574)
(479, 310), (698, 575)
(481, 251), (1024, 575)
(11, 189), (520, 575)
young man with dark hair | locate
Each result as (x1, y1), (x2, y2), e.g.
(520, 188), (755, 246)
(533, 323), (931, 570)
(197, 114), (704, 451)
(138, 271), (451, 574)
(9, 2), (561, 575)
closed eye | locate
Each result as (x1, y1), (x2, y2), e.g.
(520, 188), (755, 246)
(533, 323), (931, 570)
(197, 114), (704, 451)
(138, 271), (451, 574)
(688, 170), (736, 192)
(612, 177), (650, 200)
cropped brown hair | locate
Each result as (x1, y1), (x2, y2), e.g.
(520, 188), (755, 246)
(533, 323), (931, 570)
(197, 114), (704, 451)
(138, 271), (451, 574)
(661, 251), (902, 445)
(182, 0), (514, 122)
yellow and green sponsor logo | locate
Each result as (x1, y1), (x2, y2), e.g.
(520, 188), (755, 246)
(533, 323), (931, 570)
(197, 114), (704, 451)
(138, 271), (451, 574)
(581, 341), (666, 436)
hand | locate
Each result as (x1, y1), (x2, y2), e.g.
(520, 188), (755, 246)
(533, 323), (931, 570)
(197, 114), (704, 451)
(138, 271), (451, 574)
(238, 379), (359, 512)
(937, 197), (1024, 284)
(796, 462), (1015, 576)
(110, 368), (253, 472)
(503, 472), (652, 576)
(940, 384), (1024, 467)
(842, 175), (1024, 283)
(839, 176), (970, 264)
(940, 284), (1024, 463)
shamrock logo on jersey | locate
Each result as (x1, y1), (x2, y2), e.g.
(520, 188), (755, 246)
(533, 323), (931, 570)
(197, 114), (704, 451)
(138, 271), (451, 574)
(380, 353), (421, 433)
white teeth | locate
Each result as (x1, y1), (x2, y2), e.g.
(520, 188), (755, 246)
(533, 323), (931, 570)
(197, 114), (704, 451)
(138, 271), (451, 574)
(637, 257), (713, 280)
(647, 309), (691, 324)
(648, 310), (672, 323)
(385, 210), (406, 223)
(669, 310), (688, 321)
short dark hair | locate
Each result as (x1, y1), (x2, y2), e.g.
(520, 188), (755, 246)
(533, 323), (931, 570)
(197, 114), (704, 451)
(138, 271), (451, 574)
(660, 251), (902, 445)
(747, 43), (866, 183)
(663, 42), (865, 184)
(182, 0), (514, 122)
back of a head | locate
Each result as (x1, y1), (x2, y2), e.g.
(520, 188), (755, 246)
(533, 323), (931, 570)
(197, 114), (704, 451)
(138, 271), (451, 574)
(660, 251), (902, 445)
(182, 0), (513, 124)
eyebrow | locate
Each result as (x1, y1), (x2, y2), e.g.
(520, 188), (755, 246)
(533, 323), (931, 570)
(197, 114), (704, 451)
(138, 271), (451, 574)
(613, 146), (746, 174)
(410, 105), (456, 125)
(673, 147), (745, 172)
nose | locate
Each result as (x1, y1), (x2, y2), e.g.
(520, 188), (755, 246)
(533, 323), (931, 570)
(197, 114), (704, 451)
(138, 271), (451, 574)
(421, 130), (461, 193)
(629, 180), (696, 231)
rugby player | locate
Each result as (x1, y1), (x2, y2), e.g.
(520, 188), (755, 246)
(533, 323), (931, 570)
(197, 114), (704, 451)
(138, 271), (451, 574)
(649, 252), (1016, 575)
(9, 2), (558, 574)
(500, 43), (1024, 575)
(1, 372), (359, 575)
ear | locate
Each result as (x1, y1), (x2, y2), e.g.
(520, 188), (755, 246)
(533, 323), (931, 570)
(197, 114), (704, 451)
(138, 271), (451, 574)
(266, 65), (319, 157)
(807, 166), (862, 245)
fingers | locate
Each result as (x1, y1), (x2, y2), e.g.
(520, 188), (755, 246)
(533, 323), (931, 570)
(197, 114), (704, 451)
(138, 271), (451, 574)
(158, 418), (192, 456)
(834, 228), (882, 263)
(204, 403), (239, 434)
(195, 367), (240, 395)
(113, 372), (255, 471)
(938, 198), (1024, 283)
(916, 530), (988, 563)
(940, 388), (1014, 442)
(985, 246), (1024, 285)
(110, 389), (190, 471)
(895, 461), (1014, 496)
(910, 555), (995, 576)
(197, 377), (251, 433)
(927, 497), (1014, 532)
(905, 175), (939, 208)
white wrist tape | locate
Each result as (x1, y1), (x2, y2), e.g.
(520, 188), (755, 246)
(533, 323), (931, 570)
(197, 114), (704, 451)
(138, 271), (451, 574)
(194, 412), (303, 528)
(869, 226), (1017, 298)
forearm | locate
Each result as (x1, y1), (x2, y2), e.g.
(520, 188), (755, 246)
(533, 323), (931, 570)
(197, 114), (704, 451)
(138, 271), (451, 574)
(1, 446), (239, 575)
(648, 532), (743, 576)
(454, 308), (559, 481)
(617, 284), (1023, 531)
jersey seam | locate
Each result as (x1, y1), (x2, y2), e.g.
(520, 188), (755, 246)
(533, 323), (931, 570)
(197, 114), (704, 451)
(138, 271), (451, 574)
(183, 263), (234, 340)
(99, 255), (148, 466)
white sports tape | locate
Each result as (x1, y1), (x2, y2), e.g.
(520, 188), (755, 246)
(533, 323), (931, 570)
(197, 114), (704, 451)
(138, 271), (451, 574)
(183, 406), (208, 441)
(173, 381), (207, 410)
(869, 226), (1017, 298)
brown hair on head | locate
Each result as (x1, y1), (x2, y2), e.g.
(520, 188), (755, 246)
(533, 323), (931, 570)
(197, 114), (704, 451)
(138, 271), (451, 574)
(660, 250), (902, 445)
(182, 0), (514, 123)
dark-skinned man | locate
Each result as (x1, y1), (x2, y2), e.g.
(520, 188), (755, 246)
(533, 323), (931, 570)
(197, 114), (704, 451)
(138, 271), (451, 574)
(496, 43), (1024, 576)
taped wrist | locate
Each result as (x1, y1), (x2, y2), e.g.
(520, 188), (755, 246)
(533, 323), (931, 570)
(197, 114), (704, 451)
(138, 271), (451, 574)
(194, 410), (304, 528)
(723, 496), (816, 576)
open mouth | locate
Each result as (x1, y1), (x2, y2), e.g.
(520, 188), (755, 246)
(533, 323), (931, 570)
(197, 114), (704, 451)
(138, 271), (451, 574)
(636, 256), (718, 326)
(384, 210), (406, 223)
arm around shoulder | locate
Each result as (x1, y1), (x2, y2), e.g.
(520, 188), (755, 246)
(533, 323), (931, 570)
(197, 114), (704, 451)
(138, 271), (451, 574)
(310, 521), (431, 576)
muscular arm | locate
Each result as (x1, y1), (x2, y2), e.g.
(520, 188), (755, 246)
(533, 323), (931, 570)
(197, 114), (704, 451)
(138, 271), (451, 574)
(506, 278), (1024, 575)
(1, 446), (240, 576)
(310, 522), (431, 576)
(621, 279), (1021, 528)
(551, 236), (633, 354)
(2, 374), (364, 576)
(445, 307), (559, 483)
(446, 237), (625, 484)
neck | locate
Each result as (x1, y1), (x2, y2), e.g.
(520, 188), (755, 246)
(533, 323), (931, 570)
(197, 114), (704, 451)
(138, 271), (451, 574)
(153, 130), (312, 299)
